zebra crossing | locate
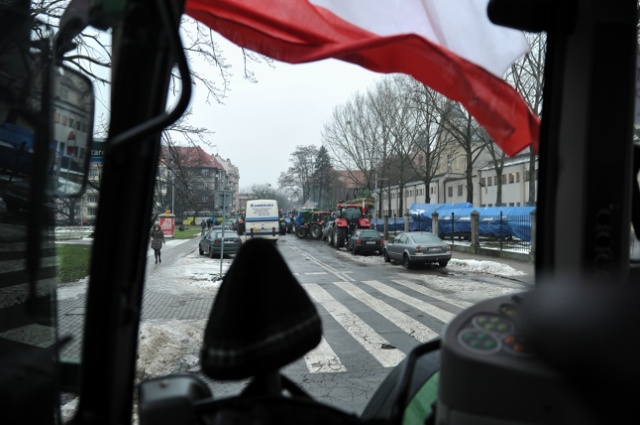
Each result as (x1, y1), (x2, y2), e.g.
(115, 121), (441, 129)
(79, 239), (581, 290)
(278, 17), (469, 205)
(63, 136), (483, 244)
(297, 277), (472, 374)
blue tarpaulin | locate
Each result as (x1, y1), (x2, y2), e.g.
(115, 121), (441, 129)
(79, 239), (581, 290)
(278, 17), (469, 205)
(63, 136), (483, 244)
(409, 203), (473, 231)
(371, 216), (406, 232)
(408, 204), (535, 241)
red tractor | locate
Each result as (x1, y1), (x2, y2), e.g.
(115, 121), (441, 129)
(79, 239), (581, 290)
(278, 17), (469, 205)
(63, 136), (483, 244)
(325, 204), (371, 248)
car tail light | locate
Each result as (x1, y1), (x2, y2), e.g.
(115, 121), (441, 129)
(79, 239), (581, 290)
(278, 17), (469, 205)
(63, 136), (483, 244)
(214, 240), (220, 245)
(356, 238), (361, 245)
(381, 238), (384, 245)
(446, 245), (451, 251)
(416, 245), (422, 253)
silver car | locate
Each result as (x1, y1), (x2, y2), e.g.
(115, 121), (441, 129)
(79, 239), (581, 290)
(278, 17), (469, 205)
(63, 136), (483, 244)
(383, 231), (451, 269)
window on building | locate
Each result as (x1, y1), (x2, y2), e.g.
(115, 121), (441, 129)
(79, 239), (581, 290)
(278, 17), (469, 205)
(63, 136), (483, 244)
(509, 202), (515, 206)
(509, 173), (515, 184)
(69, 118), (75, 128)
(447, 186), (453, 197)
(457, 185), (463, 196)
(516, 172), (520, 183)
(202, 169), (209, 177)
(517, 202), (521, 206)
(88, 208), (97, 216)
(61, 115), (67, 125)
(502, 175), (507, 184)
(480, 177), (486, 187)
(54, 112), (59, 123)
(88, 195), (98, 203)
(488, 176), (493, 186)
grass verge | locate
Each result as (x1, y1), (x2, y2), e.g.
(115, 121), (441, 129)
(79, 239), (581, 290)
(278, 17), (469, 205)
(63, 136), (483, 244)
(172, 226), (201, 239)
(57, 244), (92, 283)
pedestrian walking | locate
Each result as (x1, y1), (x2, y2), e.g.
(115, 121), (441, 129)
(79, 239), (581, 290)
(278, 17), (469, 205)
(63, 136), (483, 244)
(201, 219), (206, 236)
(150, 224), (165, 264)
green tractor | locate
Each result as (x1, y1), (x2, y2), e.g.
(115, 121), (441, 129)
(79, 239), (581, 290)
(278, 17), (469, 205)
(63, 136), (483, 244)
(294, 209), (333, 239)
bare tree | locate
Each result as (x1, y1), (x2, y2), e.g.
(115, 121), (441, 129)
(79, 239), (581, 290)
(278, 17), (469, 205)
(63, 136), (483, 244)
(508, 32), (546, 205)
(438, 100), (488, 204)
(322, 92), (381, 190)
(159, 142), (218, 222)
(479, 129), (507, 205)
(396, 76), (452, 204)
(367, 77), (425, 216)
(280, 145), (319, 206)
(278, 170), (303, 207)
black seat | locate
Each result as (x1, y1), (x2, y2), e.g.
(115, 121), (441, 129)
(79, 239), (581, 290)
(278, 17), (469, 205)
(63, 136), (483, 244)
(200, 238), (322, 381)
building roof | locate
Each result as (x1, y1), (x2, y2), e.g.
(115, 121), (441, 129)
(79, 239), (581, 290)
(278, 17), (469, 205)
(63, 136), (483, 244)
(479, 153), (534, 171)
(161, 145), (223, 169)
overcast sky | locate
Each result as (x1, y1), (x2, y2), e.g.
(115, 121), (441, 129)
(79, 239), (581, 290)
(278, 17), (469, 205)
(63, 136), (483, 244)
(185, 35), (385, 191)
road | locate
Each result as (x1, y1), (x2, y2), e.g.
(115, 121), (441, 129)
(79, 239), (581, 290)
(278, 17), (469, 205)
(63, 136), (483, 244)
(197, 234), (533, 415)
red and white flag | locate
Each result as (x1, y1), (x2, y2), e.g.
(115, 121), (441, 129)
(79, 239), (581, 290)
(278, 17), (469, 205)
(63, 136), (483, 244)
(185, 0), (539, 156)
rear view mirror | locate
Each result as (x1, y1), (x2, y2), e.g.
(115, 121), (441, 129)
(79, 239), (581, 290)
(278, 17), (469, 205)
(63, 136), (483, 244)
(52, 65), (94, 197)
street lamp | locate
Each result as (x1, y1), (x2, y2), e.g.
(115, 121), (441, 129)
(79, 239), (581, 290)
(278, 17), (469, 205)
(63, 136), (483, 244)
(373, 161), (389, 233)
(171, 173), (175, 215)
(219, 186), (232, 276)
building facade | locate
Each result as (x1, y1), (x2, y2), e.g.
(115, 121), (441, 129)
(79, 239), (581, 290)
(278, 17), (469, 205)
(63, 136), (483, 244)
(75, 142), (241, 224)
(378, 151), (538, 218)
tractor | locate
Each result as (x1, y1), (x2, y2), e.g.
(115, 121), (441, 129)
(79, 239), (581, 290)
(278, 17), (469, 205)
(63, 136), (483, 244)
(325, 204), (371, 248)
(295, 209), (332, 239)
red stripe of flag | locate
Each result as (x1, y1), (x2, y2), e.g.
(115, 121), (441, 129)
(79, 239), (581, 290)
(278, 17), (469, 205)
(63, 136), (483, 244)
(185, 0), (540, 156)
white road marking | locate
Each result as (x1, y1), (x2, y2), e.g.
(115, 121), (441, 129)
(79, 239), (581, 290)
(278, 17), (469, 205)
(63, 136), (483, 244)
(304, 283), (405, 368)
(361, 280), (456, 324)
(334, 281), (439, 343)
(392, 279), (474, 309)
(304, 337), (347, 373)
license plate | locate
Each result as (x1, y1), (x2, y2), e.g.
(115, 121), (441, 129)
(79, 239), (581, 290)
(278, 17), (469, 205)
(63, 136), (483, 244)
(366, 241), (376, 244)
(429, 247), (441, 252)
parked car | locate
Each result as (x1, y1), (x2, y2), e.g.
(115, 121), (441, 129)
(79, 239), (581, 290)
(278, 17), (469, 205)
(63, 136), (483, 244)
(198, 229), (243, 258)
(383, 231), (451, 269)
(346, 229), (384, 255)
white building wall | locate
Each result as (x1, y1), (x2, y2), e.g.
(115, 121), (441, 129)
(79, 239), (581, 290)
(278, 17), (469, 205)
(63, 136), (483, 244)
(375, 156), (538, 216)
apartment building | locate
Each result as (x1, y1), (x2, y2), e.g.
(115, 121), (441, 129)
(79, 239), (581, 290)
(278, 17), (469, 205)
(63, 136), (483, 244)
(74, 142), (241, 224)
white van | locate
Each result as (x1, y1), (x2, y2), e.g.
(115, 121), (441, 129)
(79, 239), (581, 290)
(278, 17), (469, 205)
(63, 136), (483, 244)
(244, 199), (280, 242)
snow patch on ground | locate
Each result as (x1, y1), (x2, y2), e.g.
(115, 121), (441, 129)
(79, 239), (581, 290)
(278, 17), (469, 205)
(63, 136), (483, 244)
(447, 258), (525, 276)
(136, 318), (206, 382)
